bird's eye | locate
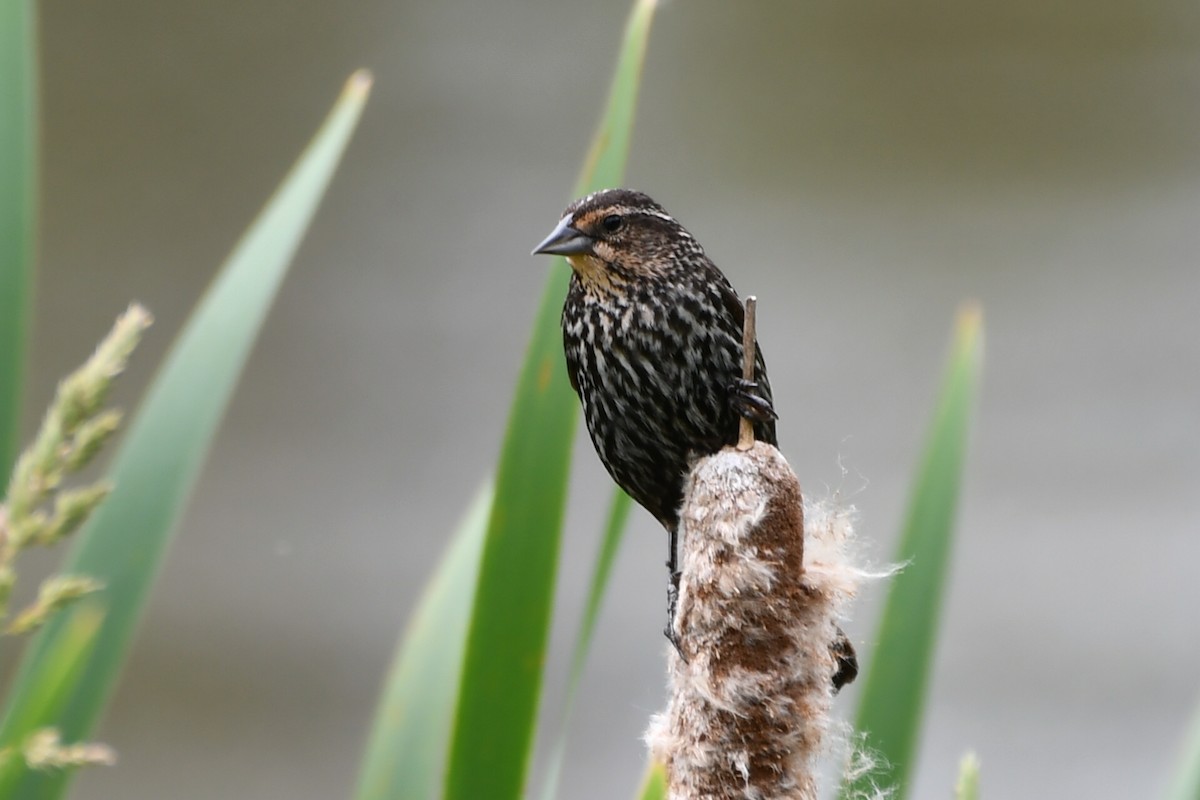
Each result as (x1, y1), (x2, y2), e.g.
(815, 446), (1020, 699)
(601, 214), (623, 233)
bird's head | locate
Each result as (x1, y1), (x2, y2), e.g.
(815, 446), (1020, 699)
(532, 189), (697, 290)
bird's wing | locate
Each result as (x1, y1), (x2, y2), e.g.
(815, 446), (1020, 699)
(709, 262), (779, 445)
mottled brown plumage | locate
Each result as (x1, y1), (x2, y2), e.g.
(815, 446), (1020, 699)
(538, 189), (775, 531)
(534, 188), (856, 690)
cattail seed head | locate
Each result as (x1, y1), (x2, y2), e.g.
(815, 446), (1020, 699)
(646, 442), (862, 800)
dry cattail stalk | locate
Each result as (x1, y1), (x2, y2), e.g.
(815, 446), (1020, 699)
(645, 442), (862, 800)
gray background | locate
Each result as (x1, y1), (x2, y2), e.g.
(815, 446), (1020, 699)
(13, 1), (1200, 798)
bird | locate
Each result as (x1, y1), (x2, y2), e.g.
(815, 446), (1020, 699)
(533, 188), (857, 691)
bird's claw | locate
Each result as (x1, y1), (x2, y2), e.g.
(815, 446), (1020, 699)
(728, 378), (778, 423)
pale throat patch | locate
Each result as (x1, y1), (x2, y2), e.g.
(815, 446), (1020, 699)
(566, 251), (626, 294)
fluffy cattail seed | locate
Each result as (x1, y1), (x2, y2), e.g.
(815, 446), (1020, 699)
(646, 442), (862, 800)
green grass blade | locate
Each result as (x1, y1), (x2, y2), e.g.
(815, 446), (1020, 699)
(354, 484), (491, 800)
(1167, 695), (1200, 800)
(0, 606), (103, 795)
(840, 305), (984, 800)
(0, 0), (37, 486)
(635, 761), (667, 800)
(539, 490), (632, 800)
(0, 71), (372, 800)
(954, 752), (980, 800)
(443, 3), (657, 799)
(573, 492), (633, 678)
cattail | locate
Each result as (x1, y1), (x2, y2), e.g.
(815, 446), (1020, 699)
(646, 441), (862, 800)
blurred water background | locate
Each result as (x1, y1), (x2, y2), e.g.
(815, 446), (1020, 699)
(13, 1), (1199, 798)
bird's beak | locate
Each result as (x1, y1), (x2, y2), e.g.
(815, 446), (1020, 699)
(532, 216), (595, 256)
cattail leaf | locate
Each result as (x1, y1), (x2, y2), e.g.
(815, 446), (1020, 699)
(0, 0), (37, 486)
(955, 752), (981, 800)
(0, 71), (371, 800)
(1167, 696), (1200, 800)
(841, 305), (984, 800)
(635, 761), (668, 800)
(539, 490), (633, 800)
(442, 3), (657, 800)
(0, 606), (103, 795)
(353, 484), (490, 800)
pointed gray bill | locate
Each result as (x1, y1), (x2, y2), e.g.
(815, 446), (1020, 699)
(532, 216), (595, 256)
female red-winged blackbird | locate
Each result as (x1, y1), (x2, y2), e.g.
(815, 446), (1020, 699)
(534, 189), (856, 690)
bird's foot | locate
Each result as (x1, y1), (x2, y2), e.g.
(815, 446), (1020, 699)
(663, 625), (686, 660)
(728, 378), (778, 423)
(664, 569), (687, 661)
